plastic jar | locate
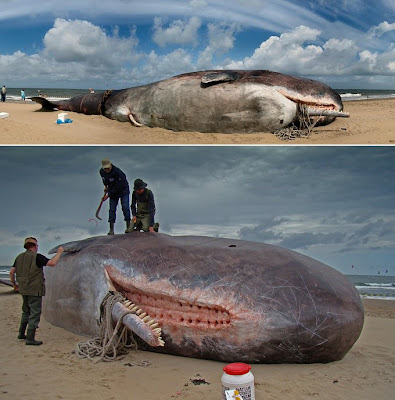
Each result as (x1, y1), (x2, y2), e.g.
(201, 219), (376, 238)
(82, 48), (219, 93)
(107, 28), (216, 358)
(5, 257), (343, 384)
(221, 362), (255, 400)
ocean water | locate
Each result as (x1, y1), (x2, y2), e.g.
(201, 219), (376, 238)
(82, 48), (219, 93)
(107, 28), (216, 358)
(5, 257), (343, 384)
(2, 88), (105, 103)
(346, 274), (395, 300)
(337, 89), (395, 101)
(1, 266), (393, 300)
(1, 87), (394, 103)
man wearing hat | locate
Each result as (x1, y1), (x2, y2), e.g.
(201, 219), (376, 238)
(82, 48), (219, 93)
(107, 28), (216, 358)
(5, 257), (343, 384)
(9, 237), (64, 345)
(100, 158), (131, 235)
(127, 178), (159, 233)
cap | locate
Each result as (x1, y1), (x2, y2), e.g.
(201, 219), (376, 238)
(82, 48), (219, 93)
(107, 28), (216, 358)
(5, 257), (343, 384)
(223, 363), (251, 375)
(134, 178), (147, 190)
(24, 237), (38, 247)
(101, 158), (112, 169)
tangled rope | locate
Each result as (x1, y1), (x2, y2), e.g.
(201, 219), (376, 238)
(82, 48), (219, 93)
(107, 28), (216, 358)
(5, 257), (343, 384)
(98, 90), (113, 115)
(273, 104), (320, 140)
(75, 291), (138, 362)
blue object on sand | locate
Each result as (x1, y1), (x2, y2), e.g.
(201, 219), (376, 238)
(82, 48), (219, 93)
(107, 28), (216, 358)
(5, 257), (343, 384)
(56, 119), (73, 124)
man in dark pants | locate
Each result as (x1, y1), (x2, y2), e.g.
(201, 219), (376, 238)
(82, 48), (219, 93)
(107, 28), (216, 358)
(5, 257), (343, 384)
(9, 237), (64, 345)
(99, 158), (131, 235)
(1, 85), (6, 102)
(127, 178), (159, 233)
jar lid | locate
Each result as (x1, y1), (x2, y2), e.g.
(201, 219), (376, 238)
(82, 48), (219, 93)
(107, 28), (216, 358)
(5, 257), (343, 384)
(223, 362), (251, 375)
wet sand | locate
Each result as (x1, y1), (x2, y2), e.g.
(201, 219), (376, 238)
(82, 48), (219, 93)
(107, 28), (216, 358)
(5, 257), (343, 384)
(0, 285), (394, 400)
(0, 99), (394, 145)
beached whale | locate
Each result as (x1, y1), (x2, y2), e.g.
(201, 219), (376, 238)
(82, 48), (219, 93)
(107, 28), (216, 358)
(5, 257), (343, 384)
(44, 233), (363, 363)
(31, 70), (349, 133)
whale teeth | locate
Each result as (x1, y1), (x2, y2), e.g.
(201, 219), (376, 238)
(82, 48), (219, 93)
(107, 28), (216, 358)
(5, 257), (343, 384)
(146, 320), (156, 326)
(139, 312), (147, 319)
(136, 309), (143, 315)
(127, 303), (135, 310)
(131, 306), (139, 312)
(158, 338), (165, 346)
(153, 327), (162, 335)
(150, 322), (159, 329)
(123, 300), (132, 306)
(142, 316), (150, 322)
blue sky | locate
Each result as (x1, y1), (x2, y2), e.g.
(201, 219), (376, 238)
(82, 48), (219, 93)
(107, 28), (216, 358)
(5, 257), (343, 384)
(0, 0), (394, 89)
(0, 146), (394, 276)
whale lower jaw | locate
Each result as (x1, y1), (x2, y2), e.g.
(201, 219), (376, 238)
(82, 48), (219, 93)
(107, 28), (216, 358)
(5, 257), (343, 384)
(105, 265), (234, 332)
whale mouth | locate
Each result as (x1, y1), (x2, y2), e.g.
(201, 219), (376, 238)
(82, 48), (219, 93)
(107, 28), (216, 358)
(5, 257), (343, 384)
(105, 265), (232, 330)
(281, 93), (340, 115)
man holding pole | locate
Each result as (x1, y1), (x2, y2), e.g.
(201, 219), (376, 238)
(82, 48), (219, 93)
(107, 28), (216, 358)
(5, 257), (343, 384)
(99, 158), (131, 235)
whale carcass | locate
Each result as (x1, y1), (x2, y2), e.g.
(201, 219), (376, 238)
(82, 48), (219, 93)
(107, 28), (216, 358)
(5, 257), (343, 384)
(31, 70), (349, 134)
(44, 233), (363, 363)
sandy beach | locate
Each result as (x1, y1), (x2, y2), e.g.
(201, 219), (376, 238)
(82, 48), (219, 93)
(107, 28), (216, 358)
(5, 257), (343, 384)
(0, 99), (394, 145)
(0, 285), (393, 400)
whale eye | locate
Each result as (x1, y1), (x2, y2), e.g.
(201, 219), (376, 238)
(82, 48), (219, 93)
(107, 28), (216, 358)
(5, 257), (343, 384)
(280, 119), (284, 124)
(228, 244), (236, 247)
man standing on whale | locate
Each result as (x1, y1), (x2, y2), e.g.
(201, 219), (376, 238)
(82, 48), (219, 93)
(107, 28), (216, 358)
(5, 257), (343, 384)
(100, 158), (131, 235)
(127, 178), (159, 233)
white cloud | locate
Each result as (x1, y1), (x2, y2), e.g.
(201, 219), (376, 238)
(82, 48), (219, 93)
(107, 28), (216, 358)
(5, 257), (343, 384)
(207, 22), (242, 54)
(368, 21), (395, 38)
(138, 49), (194, 81)
(223, 26), (324, 73)
(238, 214), (395, 254)
(222, 25), (395, 78)
(197, 21), (241, 69)
(152, 16), (202, 47)
(0, 11), (394, 88)
(0, 18), (144, 86)
(43, 18), (139, 66)
(189, 0), (207, 9)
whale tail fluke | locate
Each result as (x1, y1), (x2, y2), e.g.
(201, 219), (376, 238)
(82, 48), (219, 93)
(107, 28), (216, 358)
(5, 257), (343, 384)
(30, 96), (60, 111)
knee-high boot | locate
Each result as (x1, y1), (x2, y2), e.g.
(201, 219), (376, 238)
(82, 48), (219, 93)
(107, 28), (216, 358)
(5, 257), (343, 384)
(26, 328), (43, 346)
(17, 321), (28, 339)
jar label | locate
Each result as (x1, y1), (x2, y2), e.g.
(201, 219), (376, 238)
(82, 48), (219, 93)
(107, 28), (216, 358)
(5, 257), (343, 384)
(222, 385), (253, 400)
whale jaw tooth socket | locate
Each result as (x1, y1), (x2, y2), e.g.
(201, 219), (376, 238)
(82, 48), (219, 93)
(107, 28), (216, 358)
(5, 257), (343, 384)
(306, 107), (350, 118)
(112, 301), (164, 348)
(119, 298), (162, 335)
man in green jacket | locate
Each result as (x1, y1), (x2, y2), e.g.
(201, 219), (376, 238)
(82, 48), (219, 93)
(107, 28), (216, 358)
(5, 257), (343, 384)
(9, 237), (64, 346)
(127, 178), (159, 233)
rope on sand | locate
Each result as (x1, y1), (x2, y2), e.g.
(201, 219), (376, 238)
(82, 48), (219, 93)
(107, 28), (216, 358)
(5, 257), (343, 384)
(75, 292), (138, 362)
(273, 104), (320, 140)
